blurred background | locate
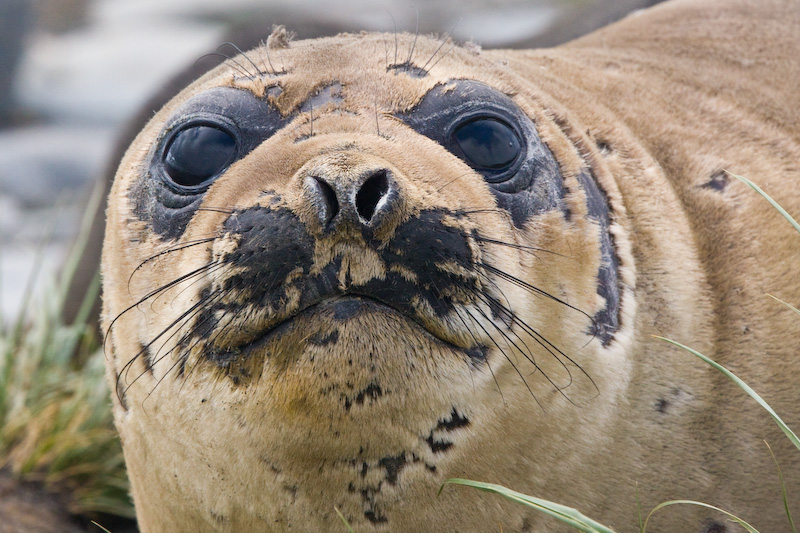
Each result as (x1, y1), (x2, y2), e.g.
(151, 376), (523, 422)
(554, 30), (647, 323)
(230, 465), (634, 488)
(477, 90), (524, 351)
(0, 0), (661, 323)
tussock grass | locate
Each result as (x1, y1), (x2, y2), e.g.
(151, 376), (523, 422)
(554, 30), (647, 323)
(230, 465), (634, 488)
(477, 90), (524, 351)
(0, 185), (133, 519)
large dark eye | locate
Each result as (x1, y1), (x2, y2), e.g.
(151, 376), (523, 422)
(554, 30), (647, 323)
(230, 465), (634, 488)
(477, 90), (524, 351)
(452, 118), (521, 170)
(163, 124), (236, 188)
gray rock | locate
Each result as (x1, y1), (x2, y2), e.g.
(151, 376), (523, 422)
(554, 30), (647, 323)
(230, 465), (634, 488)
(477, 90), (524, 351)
(0, 125), (114, 208)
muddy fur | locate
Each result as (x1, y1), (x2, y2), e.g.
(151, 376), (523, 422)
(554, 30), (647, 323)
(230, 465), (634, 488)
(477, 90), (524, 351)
(102, 0), (800, 531)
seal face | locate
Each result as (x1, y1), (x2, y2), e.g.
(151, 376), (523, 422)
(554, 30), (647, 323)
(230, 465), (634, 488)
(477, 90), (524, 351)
(102, 3), (800, 531)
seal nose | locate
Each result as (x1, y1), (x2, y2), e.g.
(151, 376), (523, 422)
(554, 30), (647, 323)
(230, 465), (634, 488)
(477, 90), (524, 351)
(305, 169), (395, 229)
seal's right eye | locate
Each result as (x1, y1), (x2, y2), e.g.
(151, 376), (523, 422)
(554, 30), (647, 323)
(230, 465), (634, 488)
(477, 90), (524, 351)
(163, 124), (236, 188)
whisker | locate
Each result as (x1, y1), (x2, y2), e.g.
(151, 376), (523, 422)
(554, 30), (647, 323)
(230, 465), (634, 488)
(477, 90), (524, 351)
(425, 39), (458, 73)
(454, 307), (506, 404)
(470, 289), (585, 404)
(219, 41), (263, 78)
(105, 262), (217, 357)
(481, 287), (599, 398)
(406, 6), (420, 64)
(216, 43), (260, 79)
(129, 236), (219, 287)
(458, 257), (576, 383)
(122, 284), (230, 399)
(256, 36), (277, 77)
(196, 207), (235, 215)
(472, 235), (565, 257)
(170, 262), (231, 303)
(433, 241), (596, 398)
(467, 304), (542, 409)
(481, 262), (594, 322)
(148, 261), (228, 310)
(421, 19), (461, 74)
(195, 52), (252, 79)
(465, 286), (538, 371)
(436, 171), (476, 193)
(419, 19), (460, 73)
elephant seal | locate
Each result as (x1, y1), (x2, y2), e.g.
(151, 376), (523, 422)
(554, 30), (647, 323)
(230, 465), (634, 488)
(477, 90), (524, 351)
(102, 1), (800, 531)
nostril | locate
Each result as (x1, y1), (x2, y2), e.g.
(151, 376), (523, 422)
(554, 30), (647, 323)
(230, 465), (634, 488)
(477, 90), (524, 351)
(355, 170), (389, 223)
(307, 176), (339, 226)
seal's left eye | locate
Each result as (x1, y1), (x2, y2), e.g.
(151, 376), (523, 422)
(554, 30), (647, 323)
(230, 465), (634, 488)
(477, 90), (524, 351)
(452, 118), (520, 170)
(163, 124), (236, 188)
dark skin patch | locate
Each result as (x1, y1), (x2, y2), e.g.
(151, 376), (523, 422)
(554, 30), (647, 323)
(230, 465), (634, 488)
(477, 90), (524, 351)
(298, 82), (344, 113)
(333, 299), (365, 321)
(655, 398), (669, 414)
(361, 488), (388, 524)
(307, 329), (339, 346)
(704, 522), (727, 533)
(355, 383), (383, 405)
(576, 170), (621, 346)
(425, 434), (453, 453)
(424, 408), (469, 453)
(435, 408), (470, 431)
(702, 170), (729, 191)
(379, 454), (407, 485)
(387, 62), (428, 78)
(139, 342), (154, 377)
(596, 140), (612, 155)
(463, 345), (489, 365)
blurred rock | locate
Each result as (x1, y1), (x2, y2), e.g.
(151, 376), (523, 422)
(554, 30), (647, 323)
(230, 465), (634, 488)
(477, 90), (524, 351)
(0, 125), (112, 208)
(0, 470), (84, 533)
(33, 0), (92, 34)
(0, 0), (33, 127)
(14, 20), (223, 125)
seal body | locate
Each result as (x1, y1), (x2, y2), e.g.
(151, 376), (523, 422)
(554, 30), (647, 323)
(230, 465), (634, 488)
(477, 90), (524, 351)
(102, 1), (800, 531)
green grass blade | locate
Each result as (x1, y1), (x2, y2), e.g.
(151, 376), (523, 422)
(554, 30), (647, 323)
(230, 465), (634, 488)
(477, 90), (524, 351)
(643, 500), (759, 533)
(767, 293), (800, 317)
(441, 478), (617, 533)
(91, 522), (113, 533)
(655, 337), (800, 452)
(765, 441), (798, 533)
(728, 171), (800, 234)
(335, 506), (355, 533)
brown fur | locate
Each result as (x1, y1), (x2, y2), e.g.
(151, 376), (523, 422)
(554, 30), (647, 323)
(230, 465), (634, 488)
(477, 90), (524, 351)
(102, 1), (800, 531)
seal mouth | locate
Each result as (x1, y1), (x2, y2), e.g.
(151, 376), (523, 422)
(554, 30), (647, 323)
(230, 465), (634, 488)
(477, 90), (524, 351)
(233, 295), (486, 361)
